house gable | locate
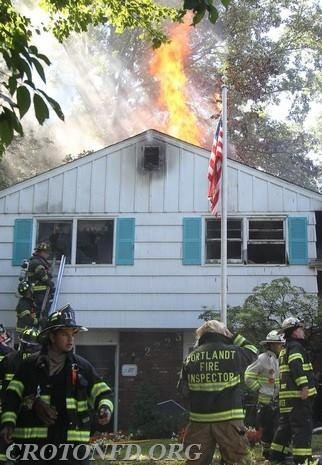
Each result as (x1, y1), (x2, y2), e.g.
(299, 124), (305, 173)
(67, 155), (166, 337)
(0, 129), (321, 216)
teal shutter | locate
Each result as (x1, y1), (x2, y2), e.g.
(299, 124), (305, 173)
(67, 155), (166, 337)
(288, 217), (308, 265)
(115, 218), (135, 265)
(183, 217), (202, 265)
(12, 219), (33, 266)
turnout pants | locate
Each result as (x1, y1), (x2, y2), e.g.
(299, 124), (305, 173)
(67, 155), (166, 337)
(270, 399), (314, 464)
(183, 420), (249, 465)
(256, 402), (279, 458)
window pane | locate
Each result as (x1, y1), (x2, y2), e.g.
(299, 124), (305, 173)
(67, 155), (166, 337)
(76, 220), (114, 264)
(206, 220), (221, 239)
(249, 220), (284, 240)
(207, 219), (242, 239)
(248, 243), (285, 264)
(228, 220), (242, 239)
(206, 241), (221, 261)
(206, 219), (242, 262)
(227, 241), (242, 260)
(37, 221), (72, 264)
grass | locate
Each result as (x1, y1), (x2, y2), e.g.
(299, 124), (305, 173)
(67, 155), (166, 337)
(312, 432), (322, 454)
(91, 435), (322, 465)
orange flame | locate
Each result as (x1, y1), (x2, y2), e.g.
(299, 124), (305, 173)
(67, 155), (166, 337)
(149, 15), (201, 146)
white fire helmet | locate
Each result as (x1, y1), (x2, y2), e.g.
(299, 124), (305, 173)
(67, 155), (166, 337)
(279, 316), (304, 333)
(260, 329), (285, 345)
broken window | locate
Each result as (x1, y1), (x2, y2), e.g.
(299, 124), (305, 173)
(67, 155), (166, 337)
(206, 219), (242, 263)
(143, 146), (161, 170)
(37, 220), (72, 264)
(247, 219), (285, 264)
(76, 219), (114, 264)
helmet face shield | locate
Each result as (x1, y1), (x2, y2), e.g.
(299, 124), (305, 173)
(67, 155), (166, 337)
(20, 341), (41, 354)
(35, 242), (50, 253)
(19, 328), (40, 346)
(18, 281), (31, 296)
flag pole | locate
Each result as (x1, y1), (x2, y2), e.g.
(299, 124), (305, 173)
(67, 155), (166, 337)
(220, 82), (228, 325)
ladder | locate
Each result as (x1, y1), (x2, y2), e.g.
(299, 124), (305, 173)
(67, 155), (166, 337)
(48, 254), (66, 316)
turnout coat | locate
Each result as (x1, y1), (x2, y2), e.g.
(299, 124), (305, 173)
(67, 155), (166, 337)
(278, 338), (316, 413)
(177, 333), (258, 422)
(1, 348), (113, 446)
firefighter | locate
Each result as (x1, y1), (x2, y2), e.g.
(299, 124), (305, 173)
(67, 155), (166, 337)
(0, 326), (13, 364)
(0, 328), (40, 464)
(26, 242), (55, 322)
(0, 304), (113, 464)
(15, 281), (39, 335)
(0, 326), (14, 412)
(177, 319), (258, 465)
(270, 317), (317, 465)
(244, 329), (284, 459)
(0, 328), (40, 396)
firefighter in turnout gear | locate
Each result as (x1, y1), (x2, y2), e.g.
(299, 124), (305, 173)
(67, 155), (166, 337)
(244, 330), (284, 459)
(0, 326), (14, 410)
(270, 317), (317, 465)
(0, 328), (40, 464)
(177, 319), (258, 465)
(0, 326), (13, 365)
(0, 328), (40, 396)
(26, 242), (55, 322)
(0, 304), (113, 464)
(15, 281), (39, 334)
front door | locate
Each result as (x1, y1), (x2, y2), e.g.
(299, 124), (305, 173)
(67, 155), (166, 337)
(76, 345), (116, 432)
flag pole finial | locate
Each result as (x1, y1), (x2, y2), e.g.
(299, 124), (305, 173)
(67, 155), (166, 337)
(221, 75), (228, 86)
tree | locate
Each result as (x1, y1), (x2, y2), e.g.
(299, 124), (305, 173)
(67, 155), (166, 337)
(0, 0), (231, 157)
(2, 0), (321, 191)
(0, 0), (64, 156)
(199, 277), (322, 358)
(39, 0), (322, 192)
(0, 129), (56, 188)
(189, 0), (322, 190)
(227, 277), (321, 344)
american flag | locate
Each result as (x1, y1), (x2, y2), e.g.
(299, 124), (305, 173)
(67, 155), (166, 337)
(208, 117), (223, 216)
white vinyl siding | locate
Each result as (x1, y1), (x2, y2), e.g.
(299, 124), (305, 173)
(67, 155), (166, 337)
(0, 131), (321, 330)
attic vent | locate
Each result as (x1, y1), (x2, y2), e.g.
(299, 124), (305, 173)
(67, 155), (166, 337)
(143, 146), (162, 170)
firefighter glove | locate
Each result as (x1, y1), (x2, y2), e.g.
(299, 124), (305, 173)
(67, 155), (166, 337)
(33, 398), (58, 426)
(97, 407), (112, 425)
(0, 425), (14, 444)
(300, 386), (309, 400)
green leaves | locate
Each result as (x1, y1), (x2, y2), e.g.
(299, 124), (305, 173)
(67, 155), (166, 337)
(0, 0), (65, 157)
(33, 94), (49, 125)
(183, 0), (231, 25)
(0, 107), (23, 156)
(16, 86), (31, 118)
(227, 278), (321, 344)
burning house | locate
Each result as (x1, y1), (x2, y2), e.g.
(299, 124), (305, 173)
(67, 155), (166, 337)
(0, 128), (321, 430)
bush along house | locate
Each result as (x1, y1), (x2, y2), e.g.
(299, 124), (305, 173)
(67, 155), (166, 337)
(0, 129), (322, 431)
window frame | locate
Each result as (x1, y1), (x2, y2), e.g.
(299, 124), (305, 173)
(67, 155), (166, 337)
(75, 218), (115, 265)
(246, 217), (286, 265)
(35, 217), (116, 266)
(205, 216), (287, 266)
(205, 217), (243, 264)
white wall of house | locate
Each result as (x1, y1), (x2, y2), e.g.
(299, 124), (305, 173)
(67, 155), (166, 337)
(0, 130), (321, 330)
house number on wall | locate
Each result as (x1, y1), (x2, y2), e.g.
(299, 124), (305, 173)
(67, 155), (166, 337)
(144, 346), (151, 356)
